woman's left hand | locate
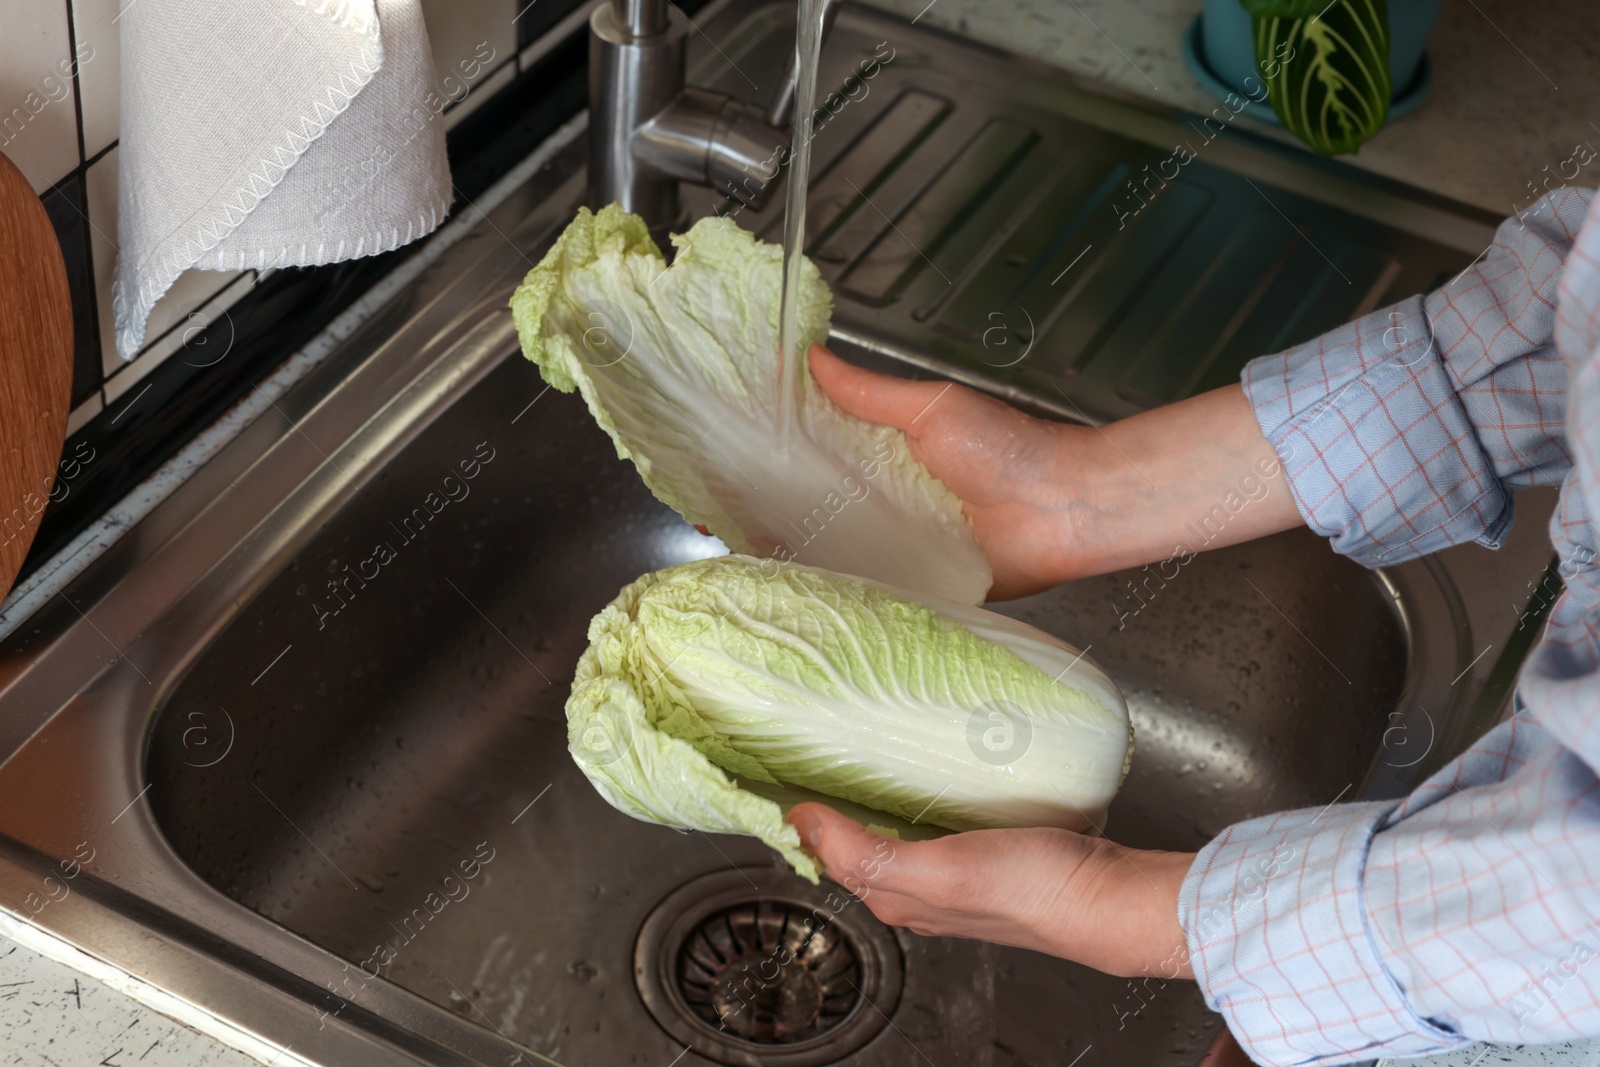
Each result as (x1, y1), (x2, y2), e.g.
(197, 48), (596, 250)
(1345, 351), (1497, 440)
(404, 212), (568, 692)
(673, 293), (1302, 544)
(786, 802), (1197, 979)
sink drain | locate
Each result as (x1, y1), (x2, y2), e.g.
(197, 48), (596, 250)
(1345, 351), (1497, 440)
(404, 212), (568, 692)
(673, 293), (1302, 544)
(681, 898), (859, 1042)
(635, 868), (904, 1067)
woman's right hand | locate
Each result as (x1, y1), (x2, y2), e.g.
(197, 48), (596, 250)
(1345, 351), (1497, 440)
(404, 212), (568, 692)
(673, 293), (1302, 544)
(808, 344), (1303, 599)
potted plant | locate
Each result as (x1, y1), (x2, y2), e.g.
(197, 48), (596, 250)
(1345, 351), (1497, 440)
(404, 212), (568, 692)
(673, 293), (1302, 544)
(1182, 0), (1445, 155)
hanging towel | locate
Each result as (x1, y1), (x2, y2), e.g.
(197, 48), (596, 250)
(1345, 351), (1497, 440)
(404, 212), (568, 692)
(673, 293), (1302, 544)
(114, 0), (452, 358)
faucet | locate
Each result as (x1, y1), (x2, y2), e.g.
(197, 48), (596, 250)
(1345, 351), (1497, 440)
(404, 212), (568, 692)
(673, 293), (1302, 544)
(587, 0), (841, 235)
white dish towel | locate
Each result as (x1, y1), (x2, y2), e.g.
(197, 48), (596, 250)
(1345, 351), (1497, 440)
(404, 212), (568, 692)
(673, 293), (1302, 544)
(114, 0), (452, 358)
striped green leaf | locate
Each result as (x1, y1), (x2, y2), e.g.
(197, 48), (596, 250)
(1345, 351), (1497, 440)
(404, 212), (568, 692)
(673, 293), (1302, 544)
(1253, 0), (1391, 156)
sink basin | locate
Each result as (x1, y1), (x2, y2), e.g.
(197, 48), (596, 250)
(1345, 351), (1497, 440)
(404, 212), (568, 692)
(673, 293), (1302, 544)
(0, 2), (1511, 1065)
(138, 353), (1425, 1066)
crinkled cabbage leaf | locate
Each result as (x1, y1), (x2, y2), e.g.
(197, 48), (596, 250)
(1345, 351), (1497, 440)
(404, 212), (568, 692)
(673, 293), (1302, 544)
(569, 555), (1132, 882)
(510, 205), (992, 604)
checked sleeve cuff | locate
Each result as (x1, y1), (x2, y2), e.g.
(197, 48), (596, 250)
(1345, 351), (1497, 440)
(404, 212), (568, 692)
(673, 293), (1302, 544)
(1242, 296), (1512, 568)
(1241, 186), (1590, 567)
(1178, 802), (1468, 1066)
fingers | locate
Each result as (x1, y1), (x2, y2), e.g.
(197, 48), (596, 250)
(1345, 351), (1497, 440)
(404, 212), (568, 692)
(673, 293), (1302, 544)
(807, 344), (956, 433)
(788, 802), (979, 908)
(786, 804), (1183, 973)
(786, 805), (1042, 949)
(787, 801), (892, 887)
(787, 803), (1002, 942)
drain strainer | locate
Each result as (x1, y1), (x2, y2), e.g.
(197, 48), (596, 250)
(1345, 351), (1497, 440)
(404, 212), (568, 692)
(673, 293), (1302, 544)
(635, 868), (905, 1067)
(680, 898), (858, 1042)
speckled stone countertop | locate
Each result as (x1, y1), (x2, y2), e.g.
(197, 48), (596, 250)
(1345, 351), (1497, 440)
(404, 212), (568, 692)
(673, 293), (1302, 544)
(859, 0), (1600, 216)
(0, 938), (268, 1066)
(1381, 1042), (1600, 1067)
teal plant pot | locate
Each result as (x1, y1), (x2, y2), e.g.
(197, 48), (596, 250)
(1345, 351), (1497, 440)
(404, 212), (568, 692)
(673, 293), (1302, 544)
(1182, 0), (1444, 124)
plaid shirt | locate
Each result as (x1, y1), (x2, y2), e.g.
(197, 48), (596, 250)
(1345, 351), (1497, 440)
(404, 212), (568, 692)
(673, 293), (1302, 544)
(1177, 185), (1600, 1065)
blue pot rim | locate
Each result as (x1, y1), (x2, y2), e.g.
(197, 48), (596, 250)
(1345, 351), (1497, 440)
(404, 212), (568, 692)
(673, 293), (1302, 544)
(1180, 13), (1434, 129)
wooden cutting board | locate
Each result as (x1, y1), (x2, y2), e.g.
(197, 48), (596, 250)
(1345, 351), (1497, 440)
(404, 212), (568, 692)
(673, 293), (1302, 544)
(0, 151), (73, 598)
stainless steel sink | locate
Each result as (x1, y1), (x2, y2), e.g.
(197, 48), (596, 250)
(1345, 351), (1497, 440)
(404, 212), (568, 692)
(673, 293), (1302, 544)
(0, 3), (1533, 1066)
(129, 365), (1463, 1067)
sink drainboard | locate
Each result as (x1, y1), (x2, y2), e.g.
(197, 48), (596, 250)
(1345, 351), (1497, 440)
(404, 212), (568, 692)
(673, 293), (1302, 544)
(634, 868), (905, 1066)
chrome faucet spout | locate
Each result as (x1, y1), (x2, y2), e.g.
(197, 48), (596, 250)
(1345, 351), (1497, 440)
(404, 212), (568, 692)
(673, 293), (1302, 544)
(588, 0), (836, 233)
(611, 0), (667, 38)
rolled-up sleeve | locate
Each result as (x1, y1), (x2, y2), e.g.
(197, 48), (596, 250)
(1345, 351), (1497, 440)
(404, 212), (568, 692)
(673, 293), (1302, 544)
(1179, 714), (1600, 1065)
(1177, 798), (1456, 1064)
(1242, 187), (1590, 565)
(1184, 186), (1600, 1066)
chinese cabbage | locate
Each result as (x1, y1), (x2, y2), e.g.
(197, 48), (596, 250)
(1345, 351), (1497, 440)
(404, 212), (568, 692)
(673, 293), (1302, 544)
(568, 555), (1132, 883)
(509, 205), (992, 604)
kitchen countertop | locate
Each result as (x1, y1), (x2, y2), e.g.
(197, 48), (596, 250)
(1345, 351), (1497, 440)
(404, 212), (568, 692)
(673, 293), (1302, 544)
(1380, 1042), (1600, 1067)
(0, 936), (270, 1066)
(859, 0), (1600, 216)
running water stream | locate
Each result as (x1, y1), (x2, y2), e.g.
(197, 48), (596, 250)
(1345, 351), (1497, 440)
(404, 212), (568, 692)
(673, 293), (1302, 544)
(773, 0), (827, 454)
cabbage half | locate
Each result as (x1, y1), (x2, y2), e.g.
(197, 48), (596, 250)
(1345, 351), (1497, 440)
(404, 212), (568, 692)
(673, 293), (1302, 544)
(509, 205), (993, 605)
(569, 555), (1132, 882)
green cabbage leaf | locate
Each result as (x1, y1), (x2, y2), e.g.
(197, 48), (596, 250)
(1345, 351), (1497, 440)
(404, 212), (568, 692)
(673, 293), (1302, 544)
(569, 555), (1132, 882)
(510, 205), (992, 605)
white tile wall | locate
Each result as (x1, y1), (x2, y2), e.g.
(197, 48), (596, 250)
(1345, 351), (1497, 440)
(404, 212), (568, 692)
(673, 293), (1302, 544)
(0, 0), (79, 192)
(448, 56), (517, 129)
(69, 0), (120, 160)
(106, 272), (256, 402)
(64, 393), (103, 435)
(83, 144), (118, 374)
(421, 0), (518, 129)
(7, 0), (530, 439)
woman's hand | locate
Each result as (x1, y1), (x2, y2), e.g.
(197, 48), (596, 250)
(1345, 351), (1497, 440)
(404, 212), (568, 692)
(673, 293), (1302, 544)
(786, 801), (1196, 979)
(808, 344), (1303, 598)
(809, 345), (1087, 598)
